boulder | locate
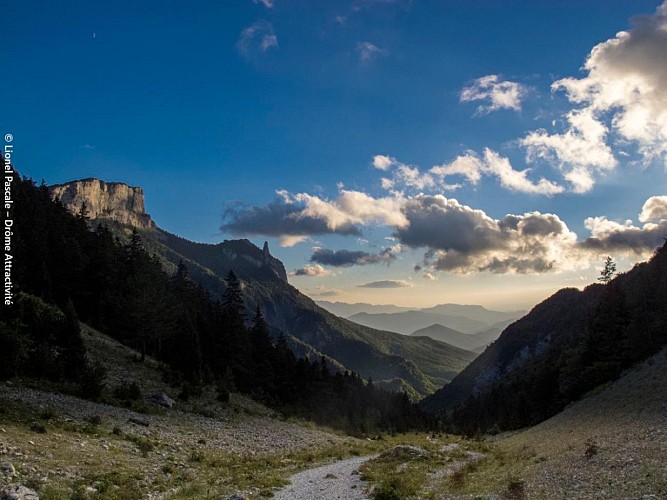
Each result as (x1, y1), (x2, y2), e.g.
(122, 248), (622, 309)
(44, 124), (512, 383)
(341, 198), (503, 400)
(0, 463), (16, 478)
(146, 392), (175, 409)
(1, 484), (40, 500)
(128, 417), (149, 427)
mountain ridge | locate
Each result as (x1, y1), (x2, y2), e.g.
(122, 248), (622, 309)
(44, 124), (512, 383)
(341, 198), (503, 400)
(421, 241), (667, 434)
(410, 324), (483, 352)
(348, 310), (490, 335)
(48, 178), (476, 397)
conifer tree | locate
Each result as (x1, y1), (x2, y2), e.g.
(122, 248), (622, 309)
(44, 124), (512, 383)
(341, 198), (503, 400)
(598, 256), (617, 284)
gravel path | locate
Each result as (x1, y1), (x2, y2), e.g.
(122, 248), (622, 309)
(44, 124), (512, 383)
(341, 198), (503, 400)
(274, 455), (376, 500)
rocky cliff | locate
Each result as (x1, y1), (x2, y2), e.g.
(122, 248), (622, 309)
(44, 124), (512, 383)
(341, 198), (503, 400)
(49, 178), (155, 229)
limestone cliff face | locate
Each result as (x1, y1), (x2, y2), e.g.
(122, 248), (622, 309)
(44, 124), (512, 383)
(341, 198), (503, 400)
(49, 178), (155, 229)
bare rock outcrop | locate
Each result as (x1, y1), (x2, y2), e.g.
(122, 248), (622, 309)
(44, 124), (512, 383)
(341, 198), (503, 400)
(49, 178), (155, 229)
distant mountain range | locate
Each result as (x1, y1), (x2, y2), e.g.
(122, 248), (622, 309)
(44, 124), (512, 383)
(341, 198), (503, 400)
(409, 324), (495, 352)
(317, 301), (523, 327)
(49, 178), (476, 397)
(315, 301), (413, 318)
(316, 301), (524, 354)
(348, 310), (489, 335)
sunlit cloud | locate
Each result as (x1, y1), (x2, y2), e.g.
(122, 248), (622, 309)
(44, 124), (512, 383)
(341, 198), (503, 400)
(521, 109), (617, 193)
(520, 2), (667, 191)
(460, 74), (528, 115)
(289, 264), (334, 277)
(222, 188), (667, 275)
(377, 151), (563, 195)
(639, 196), (667, 223)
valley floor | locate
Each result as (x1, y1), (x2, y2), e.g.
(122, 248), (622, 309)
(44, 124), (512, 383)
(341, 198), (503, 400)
(1, 327), (665, 499)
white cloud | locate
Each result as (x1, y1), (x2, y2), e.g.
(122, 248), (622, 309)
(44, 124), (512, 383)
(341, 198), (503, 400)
(223, 188), (667, 274)
(372, 155), (396, 171)
(429, 153), (483, 186)
(639, 196), (667, 223)
(356, 41), (387, 63)
(289, 264), (334, 277)
(237, 20), (278, 57)
(584, 216), (637, 238)
(521, 109), (617, 193)
(460, 74), (527, 114)
(520, 2), (667, 191)
(294, 189), (409, 229)
(482, 149), (564, 195)
(378, 150), (563, 196)
(422, 272), (437, 280)
(279, 235), (309, 247)
(253, 0), (274, 8)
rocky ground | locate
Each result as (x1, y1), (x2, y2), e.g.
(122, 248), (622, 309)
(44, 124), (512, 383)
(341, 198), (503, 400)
(2, 326), (666, 499)
(497, 347), (667, 499)
(0, 326), (364, 499)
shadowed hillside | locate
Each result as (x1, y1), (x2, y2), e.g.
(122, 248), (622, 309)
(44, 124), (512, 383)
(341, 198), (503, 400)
(48, 178), (475, 397)
(422, 242), (667, 434)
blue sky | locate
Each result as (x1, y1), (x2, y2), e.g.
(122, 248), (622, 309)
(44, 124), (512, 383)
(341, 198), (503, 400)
(4, 0), (667, 310)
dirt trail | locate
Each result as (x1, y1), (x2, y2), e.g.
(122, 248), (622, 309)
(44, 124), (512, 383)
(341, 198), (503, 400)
(273, 455), (376, 500)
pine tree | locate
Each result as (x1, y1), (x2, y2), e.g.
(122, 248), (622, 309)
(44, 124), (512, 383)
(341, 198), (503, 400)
(220, 270), (251, 390)
(251, 305), (275, 395)
(598, 256), (616, 284)
(222, 270), (245, 323)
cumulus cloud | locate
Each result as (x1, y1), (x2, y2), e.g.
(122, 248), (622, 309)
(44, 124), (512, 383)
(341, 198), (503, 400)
(460, 75), (527, 114)
(521, 109), (617, 193)
(221, 187), (666, 273)
(221, 189), (409, 246)
(253, 0), (274, 7)
(521, 2), (667, 190)
(356, 42), (387, 63)
(373, 154), (397, 171)
(221, 194), (360, 245)
(379, 150), (563, 195)
(310, 246), (399, 267)
(395, 195), (580, 273)
(482, 149), (564, 195)
(429, 153), (483, 186)
(357, 280), (412, 288)
(579, 200), (667, 253)
(237, 20), (278, 57)
(289, 264), (334, 277)
(422, 272), (437, 280)
(557, 2), (667, 163)
(639, 196), (667, 223)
